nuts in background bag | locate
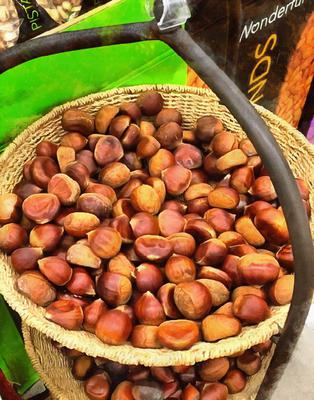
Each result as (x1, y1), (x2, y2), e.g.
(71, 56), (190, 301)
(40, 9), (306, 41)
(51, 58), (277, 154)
(0, 0), (20, 51)
(37, 0), (82, 24)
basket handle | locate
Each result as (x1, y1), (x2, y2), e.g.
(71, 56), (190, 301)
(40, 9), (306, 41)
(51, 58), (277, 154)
(0, 14), (313, 400)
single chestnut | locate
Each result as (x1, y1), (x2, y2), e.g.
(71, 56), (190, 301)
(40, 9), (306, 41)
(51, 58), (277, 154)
(185, 219), (216, 242)
(162, 165), (192, 196)
(83, 298), (108, 333)
(95, 105), (119, 133)
(157, 283), (181, 319)
(108, 254), (134, 280)
(65, 161), (90, 190)
(0, 223), (27, 253)
(154, 121), (183, 150)
(198, 267), (232, 289)
(148, 149), (175, 177)
(131, 185), (161, 215)
(203, 153), (222, 177)
(13, 181), (43, 200)
(229, 243), (257, 257)
(137, 91), (164, 116)
(165, 254), (196, 283)
(211, 131), (238, 157)
(254, 207), (289, 245)
(136, 135), (160, 158)
(110, 215), (134, 244)
(234, 216), (265, 247)
(22, 193), (60, 224)
(84, 372), (110, 400)
(60, 132), (88, 151)
(45, 299), (83, 330)
(16, 271), (56, 306)
(140, 120), (156, 137)
(88, 227), (122, 258)
(158, 210), (186, 237)
(167, 232), (196, 257)
(120, 101), (141, 121)
(111, 381), (134, 400)
(195, 116), (223, 142)
(239, 138), (257, 156)
(109, 115), (131, 138)
(236, 350), (261, 375)
(0, 193), (22, 224)
(252, 340), (272, 354)
(119, 178), (142, 198)
(218, 231), (245, 247)
(113, 198), (135, 218)
(230, 166), (254, 194)
(161, 200), (187, 215)
(155, 108), (182, 127)
(134, 291), (166, 325)
(134, 235), (173, 262)
(56, 146), (76, 173)
(174, 281), (212, 320)
(29, 224), (64, 252)
(238, 253), (280, 285)
(76, 150), (98, 175)
(201, 314), (241, 342)
(38, 256), (72, 286)
(208, 187), (239, 210)
(174, 143), (202, 169)
(157, 320), (200, 350)
(200, 383), (228, 400)
(233, 294), (270, 324)
(72, 355), (94, 380)
(48, 173), (81, 206)
(97, 272), (132, 306)
(231, 286), (266, 302)
(221, 255), (243, 287)
(135, 263), (163, 293)
(96, 309), (132, 345)
(295, 177), (310, 200)
(94, 135), (124, 166)
(30, 156), (59, 189)
(199, 357), (230, 382)
(131, 325), (161, 349)
(204, 208), (235, 233)
(214, 302), (234, 317)
(197, 279), (229, 307)
(276, 244), (294, 270)
(145, 177), (166, 204)
(99, 162), (130, 188)
(182, 384), (200, 400)
(250, 176), (277, 201)
(223, 369), (246, 394)
(122, 152), (143, 171)
(11, 247), (43, 273)
(268, 274), (294, 305)
(64, 212), (100, 237)
(66, 267), (96, 296)
(66, 243), (101, 269)
(130, 212), (160, 239)
(195, 238), (227, 266)
(85, 182), (117, 204)
(61, 108), (94, 135)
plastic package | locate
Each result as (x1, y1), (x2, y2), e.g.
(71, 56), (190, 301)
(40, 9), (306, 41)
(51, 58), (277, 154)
(37, 0), (82, 24)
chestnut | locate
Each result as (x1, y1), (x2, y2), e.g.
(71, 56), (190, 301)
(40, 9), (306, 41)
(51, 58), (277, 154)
(131, 325), (161, 349)
(157, 283), (181, 319)
(221, 255), (243, 287)
(48, 173), (81, 206)
(185, 219), (216, 242)
(84, 372), (110, 400)
(10, 247), (43, 273)
(174, 281), (212, 320)
(137, 91), (164, 116)
(111, 381), (134, 400)
(67, 243), (101, 269)
(63, 212), (100, 237)
(136, 135), (160, 158)
(38, 256), (72, 286)
(132, 381), (164, 400)
(61, 132), (88, 151)
(295, 177), (310, 200)
(94, 135), (124, 166)
(119, 178), (142, 198)
(157, 320), (200, 350)
(195, 238), (227, 266)
(97, 272), (132, 306)
(195, 116), (223, 142)
(276, 244), (294, 270)
(83, 298), (108, 333)
(131, 185), (161, 215)
(113, 198), (135, 219)
(77, 193), (112, 219)
(0, 223), (27, 253)
(120, 101), (141, 121)
(216, 149), (248, 173)
(134, 291), (166, 325)
(22, 193), (60, 224)
(72, 355), (94, 380)
(65, 161), (90, 190)
(199, 357), (230, 382)
(145, 177), (166, 204)
(236, 350), (261, 375)
(30, 156), (59, 189)
(155, 108), (182, 127)
(229, 243), (257, 257)
(95, 105), (119, 133)
(13, 181), (42, 200)
(135, 263), (163, 293)
(234, 216), (265, 247)
(162, 165), (192, 196)
(148, 149), (175, 177)
(233, 294), (270, 324)
(16, 271), (56, 306)
(184, 183), (212, 202)
(122, 152), (143, 171)
(45, 299), (83, 330)
(230, 166), (254, 194)
(88, 227), (122, 258)
(165, 254), (196, 283)
(35, 140), (57, 158)
(208, 187), (239, 210)
(161, 200), (187, 215)
(239, 138), (257, 156)
(108, 252), (135, 279)
(0, 193), (22, 224)
(167, 232), (196, 257)
(110, 215), (134, 243)
(198, 267), (232, 289)
(140, 120), (156, 137)
(182, 384), (200, 400)
(154, 122), (183, 150)
(61, 108), (94, 135)
(197, 279), (229, 307)
(66, 267), (96, 296)
(250, 176), (277, 201)
(158, 210), (186, 237)
(238, 253), (280, 285)
(56, 146), (76, 173)
(203, 153), (222, 177)
(29, 224), (64, 252)
(231, 286), (266, 302)
(128, 367), (150, 383)
(268, 274), (294, 305)
(201, 314), (241, 342)
(212, 131), (238, 157)
(222, 369), (246, 394)
(204, 208), (235, 233)
(96, 309), (132, 345)
(134, 235), (173, 262)
(109, 115), (131, 138)
(252, 340), (272, 354)
(214, 302), (234, 317)
(100, 162), (130, 188)
(174, 143), (202, 169)
(254, 207), (289, 245)
(218, 231), (245, 247)
(130, 212), (160, 239)
(200, 383), (228, 400)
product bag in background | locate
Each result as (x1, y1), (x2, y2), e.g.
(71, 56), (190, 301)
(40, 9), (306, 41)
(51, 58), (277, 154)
(187, 0), (314, 128)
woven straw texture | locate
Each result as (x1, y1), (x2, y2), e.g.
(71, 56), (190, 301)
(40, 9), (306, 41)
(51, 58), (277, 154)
(1, 85), (313, 366)
(23, 323), (275, 400)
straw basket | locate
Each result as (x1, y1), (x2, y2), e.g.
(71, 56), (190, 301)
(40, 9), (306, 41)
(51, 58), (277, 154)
(23, 323), (275, 400)
(1, 85), (313, 366)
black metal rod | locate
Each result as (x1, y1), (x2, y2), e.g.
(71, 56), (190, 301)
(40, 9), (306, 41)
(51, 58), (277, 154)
(157, 27), (314, 399)
(0, 22), (155, 74)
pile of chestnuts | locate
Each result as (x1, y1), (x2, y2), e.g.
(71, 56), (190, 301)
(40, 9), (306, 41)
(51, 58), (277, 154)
(0, 90), (310, 351)
(60, 339), (272, 399)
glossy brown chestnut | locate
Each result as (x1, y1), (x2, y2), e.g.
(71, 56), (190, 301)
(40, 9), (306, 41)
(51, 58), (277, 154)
(233, 294), (270, 324)
(254, 207), (289, 245)
(97, 272), (132, 306)
(208, 187), (239, 210)
(158, 210), (186, 237)
(56, 146), (76, 173)
(83, 298), (108, 333)
(120, 102), (141, 121)
(174, 281), (212, 320)
(154, 122), (183, 150)
(223, 369), (246, 394)
(111, 381), (134, 400)
(182, 384), (200, 400)
(234, 216), (265, 247)
(109, 115), (131, 138)
(61, 108), (94, 135)
(130, 212), (160, 238)
(135, 263), (163, 293)
(268, 274), (294, 305)
(29, 224), (63, 252)
(30, 156), (59, 189)
(218, 231), (245, 247)
(198, 267), (232, 289)
(100, 162), (130, 188)
(230, 167), (254, 194)
(108, 253), (135, 280)
(137, 91), (164, 116)
(87, 227), (122, 258)
(202, 314), (241, 342)
(95, 105), (119, 133)
(61, 132), (88, 151)
(72, 355), (94, 380)
(214, 302), (234, 317)
(134, 291), (166, 325)
(197, 279), (229, 307)
(221, 255), (242, 287)
(161, 200), (187, 215)
(0, 223), (27, 253)
(77, 193), (112, 219)
(0, 193), (22, 224)
(23, 193), (60, 224)
(145, 177), (166, 204)
(94, 135), (124, 167)
(200, 383), (228, 400)
(63, 212), (100, 237)
(45, 299), (83, 330)
(167, 232), (196, 257)
(131, 325), (162, 349)
(174, 144), (202, 170)
(85, 183), (117, 204)
(38, 256), (72, 286)
(238, 253), (280, 285)
(185, 219), (216, 242)
(195, 116), (223, 142)
(157, 283), (181, 319)
(236, 350), (262, 375)
(122, 152), (143, 171)
(84, 372), (110, 400)
(203, 153), (221, 177)
(134, 235), (173, 262)
(10, 247), (43, 273)
(165, 254), (196, 283)
(96, 309), (132, 345)
(250, 176), (277, 201)
(136, 135), (160, 158)
(195, 239), (227, 266)
(113, 198), (135, 219)
(13, 181), (43, 200)
(231, 286), (266, 302)
(65, 161), (90, 190)
(204, 208), (235, 234)
(130, 185), (161, 215)
(66, 267), (96, 296)
(67, 243), (101, 269)
(211, 131), (238, 157)
(48, 173), (81, 206)
(216, 149), (248, 173)
(162, 165), (192, 196)
(155, 108), (182, 127)
(199, 357), (230, 382)
(276, 244), (294, 270)
(157, 320), (200, 350)
(16, 271), (56, 306)
(148, 149), (175, 177)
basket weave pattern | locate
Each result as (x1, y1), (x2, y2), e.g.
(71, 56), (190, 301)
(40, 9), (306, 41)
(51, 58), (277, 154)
(1, 85), (313, 366)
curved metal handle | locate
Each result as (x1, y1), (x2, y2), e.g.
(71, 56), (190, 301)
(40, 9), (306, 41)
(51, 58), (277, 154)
(0, 12), (313, 399)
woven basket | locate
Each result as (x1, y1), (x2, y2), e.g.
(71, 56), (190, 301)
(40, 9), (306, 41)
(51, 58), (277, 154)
(22, 323), (275, 400)
(1, 85), (313, 366)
